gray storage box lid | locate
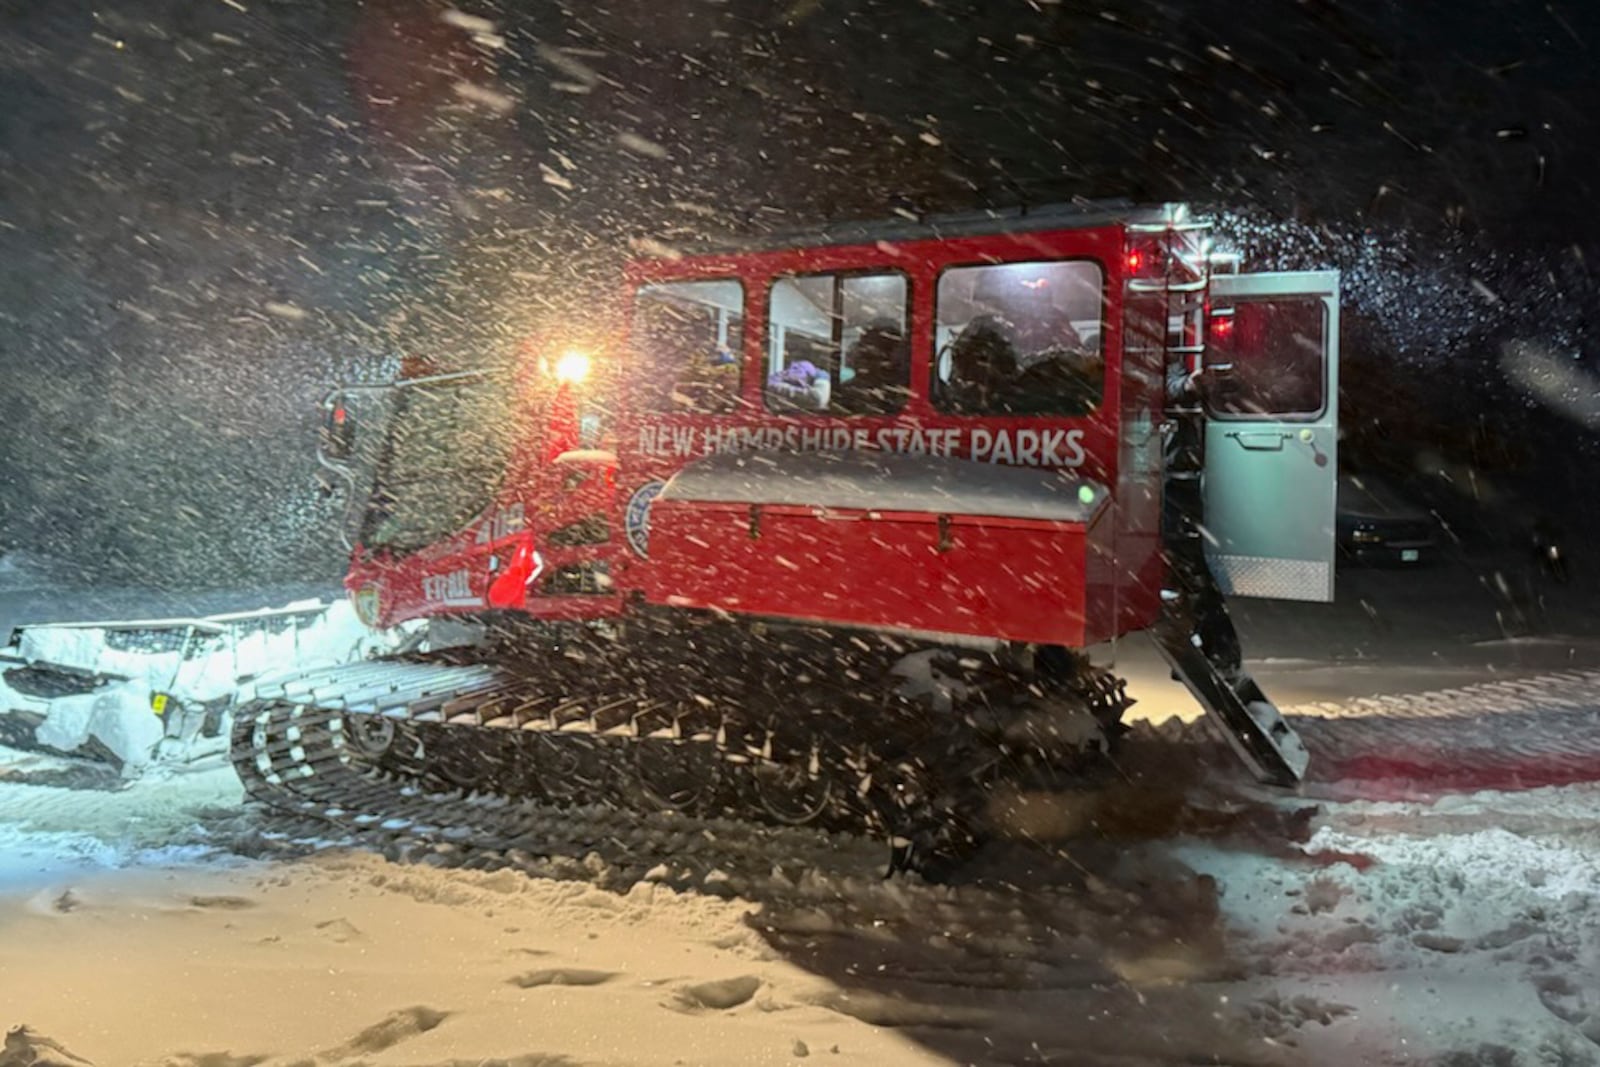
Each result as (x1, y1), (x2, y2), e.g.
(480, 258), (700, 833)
(658, 450), (1107, 524)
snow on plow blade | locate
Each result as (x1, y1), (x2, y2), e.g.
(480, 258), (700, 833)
(1150, 616), (1310, 786)
(0, 600), (380, 771)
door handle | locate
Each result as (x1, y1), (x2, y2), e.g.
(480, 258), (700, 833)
(1226, 430), (1292, 451)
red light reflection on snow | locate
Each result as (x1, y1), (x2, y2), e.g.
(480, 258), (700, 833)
(1318, 752), (1600, 802)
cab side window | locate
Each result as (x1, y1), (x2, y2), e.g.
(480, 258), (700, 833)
(934, 260), (1105, 416)
(633, 279), (745, 414)
(765, 271), (910, 415)
(1205, 298), (1327, 419)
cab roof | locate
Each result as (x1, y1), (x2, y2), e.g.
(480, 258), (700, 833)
(649, 200), (1192, 260)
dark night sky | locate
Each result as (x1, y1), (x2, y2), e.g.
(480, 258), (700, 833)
(2, 0), (1598, 581)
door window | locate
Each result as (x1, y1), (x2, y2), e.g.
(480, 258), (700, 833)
(632, 279), (745, 414)
(1205, 298), (1327, 419)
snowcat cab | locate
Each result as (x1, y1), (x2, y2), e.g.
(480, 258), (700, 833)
(604, 205), (1335, 784)
(250, 202), (1339, 871)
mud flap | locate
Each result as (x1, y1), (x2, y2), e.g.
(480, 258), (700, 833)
(1150, 617), (1309, 786)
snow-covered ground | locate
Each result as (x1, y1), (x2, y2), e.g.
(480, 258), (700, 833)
(1, 679), (1596, 1065)
(1176, 785), (1600, 1065)
(0, 554), (1597, 1066)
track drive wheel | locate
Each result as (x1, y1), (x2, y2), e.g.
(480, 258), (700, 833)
(752, 751), (833, 825)
(633, 738), (721, 813)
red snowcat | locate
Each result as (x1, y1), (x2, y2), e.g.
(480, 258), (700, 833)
(237, 202), (1340, 870)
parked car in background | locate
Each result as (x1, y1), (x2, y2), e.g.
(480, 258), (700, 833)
(1336, 472), (1439, 565)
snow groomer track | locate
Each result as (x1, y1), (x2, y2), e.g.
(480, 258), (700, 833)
(235, 657), (1600, 878)
(229, 642), (1131, 883)
(233, 664), (888, 887)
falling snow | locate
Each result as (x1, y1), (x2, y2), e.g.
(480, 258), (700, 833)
(3, 2), (1600, 1064)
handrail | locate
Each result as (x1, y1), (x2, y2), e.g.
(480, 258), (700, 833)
(1128, 277), (1207, 294)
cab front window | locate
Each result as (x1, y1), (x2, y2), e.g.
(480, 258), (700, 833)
(361, 374), (514, 554)
(632, 279), (745, 414)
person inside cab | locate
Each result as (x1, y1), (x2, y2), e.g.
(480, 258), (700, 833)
(941, 262), (1102, 416)
(672, 343), (740, 413)
(833, 318), (911, 415)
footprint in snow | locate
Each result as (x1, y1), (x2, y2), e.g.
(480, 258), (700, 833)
(314, 918), (365, 943)
(316, 1005), (450, 1060)
(1, 1025), (94, 1066)
(805, 989), (989, 1030)
(509, 968), (618, 988)
(188, 895), (257, 911)
(673, 975), (762, 1011)
(1534, 973), (1599, 1046)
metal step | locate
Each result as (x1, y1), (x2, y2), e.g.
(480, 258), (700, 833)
(1149, 617), (1309, 786)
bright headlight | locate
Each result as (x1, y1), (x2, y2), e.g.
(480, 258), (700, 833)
(554, 349), (592, 384)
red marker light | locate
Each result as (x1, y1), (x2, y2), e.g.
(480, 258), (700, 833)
(333, 406), (348, 425)
(1212, 316), (1234, 338)
(1126, 249), (1144, 273)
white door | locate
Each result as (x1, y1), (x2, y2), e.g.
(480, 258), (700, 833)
(1202, 270), (1340, 602)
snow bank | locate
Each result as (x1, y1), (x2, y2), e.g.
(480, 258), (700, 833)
(12, 597), (389, 766)
(1171, 780), (1600, 1062)
(1309, 822), (1600, 904)
(32, 681), (164, 768)
(0, 817), (227, 894)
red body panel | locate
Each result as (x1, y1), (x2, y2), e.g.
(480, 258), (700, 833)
(648, 501), (1102, 646)
(350, 217), (1176, 648)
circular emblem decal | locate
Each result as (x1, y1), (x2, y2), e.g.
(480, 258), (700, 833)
(624, 480), (666, 558)
(352, 583), (383, 628)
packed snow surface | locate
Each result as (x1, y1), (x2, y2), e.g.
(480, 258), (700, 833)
(1, 562), (1598, 1064)
(1, 669), (1597, 1065)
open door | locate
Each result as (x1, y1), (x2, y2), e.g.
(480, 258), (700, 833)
(1202, 270), (1340, 602)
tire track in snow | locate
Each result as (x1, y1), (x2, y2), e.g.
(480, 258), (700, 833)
(1287, 668), (1600, 794)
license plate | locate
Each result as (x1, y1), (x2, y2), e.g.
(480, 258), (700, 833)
(1401, 549), (1420, 562)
